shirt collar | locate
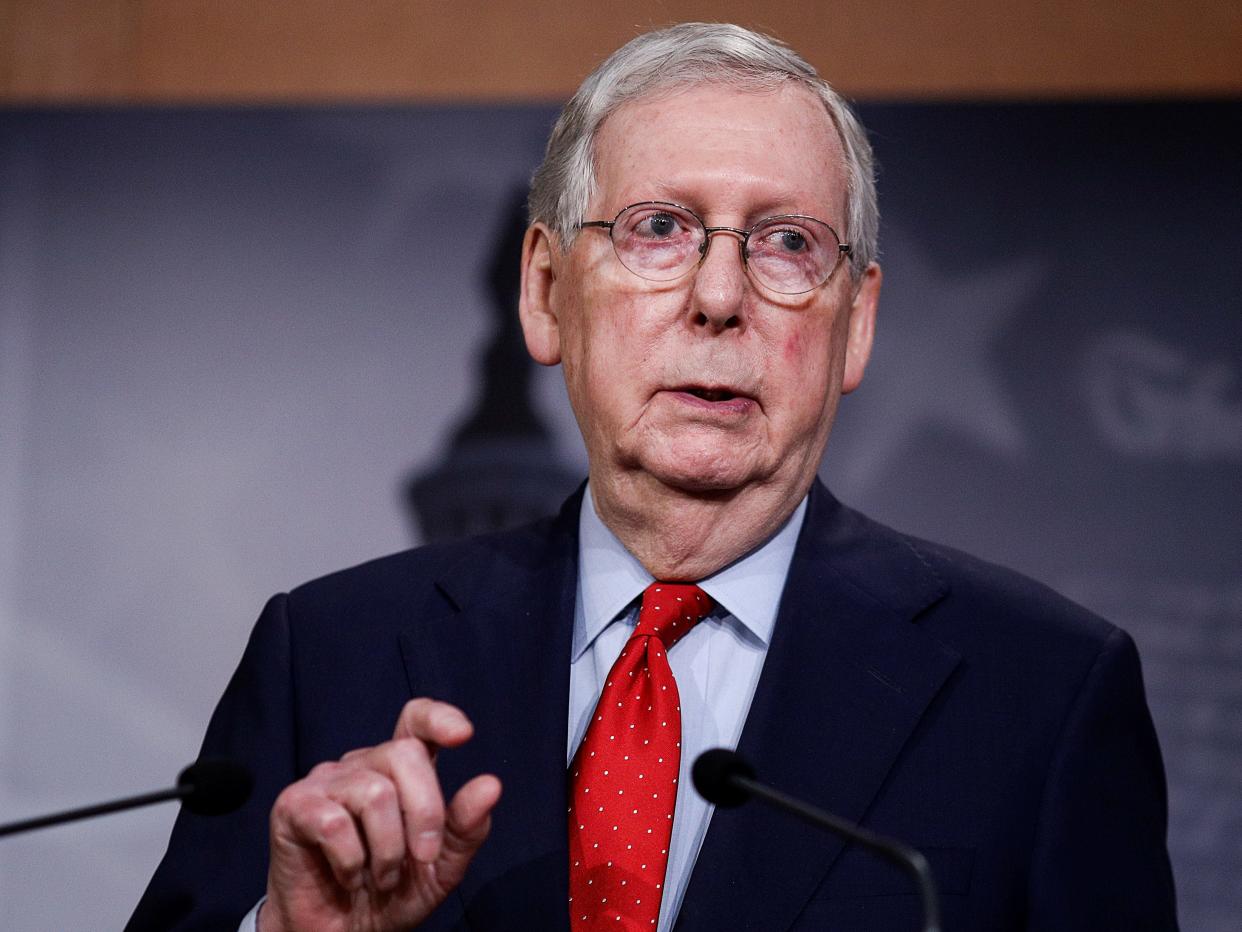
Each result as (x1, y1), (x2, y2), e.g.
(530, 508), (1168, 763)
(572, 485), (808, 661)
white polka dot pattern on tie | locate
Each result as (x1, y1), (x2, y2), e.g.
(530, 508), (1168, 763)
(568, 583), (713, 931)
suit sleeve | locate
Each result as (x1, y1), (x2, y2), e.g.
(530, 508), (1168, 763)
(1027, 626), (1179, 930)
(126, 594), (299, 932)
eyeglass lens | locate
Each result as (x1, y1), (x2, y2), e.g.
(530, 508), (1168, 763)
(608, 203), (842, 294)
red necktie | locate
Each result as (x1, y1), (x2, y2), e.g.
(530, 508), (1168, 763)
(568, 583), (714, 931)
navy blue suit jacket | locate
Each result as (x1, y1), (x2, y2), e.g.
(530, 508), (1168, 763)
(129, 483), (1177, 930)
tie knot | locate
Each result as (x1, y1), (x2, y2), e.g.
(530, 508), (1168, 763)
(634, 582), (713, 650)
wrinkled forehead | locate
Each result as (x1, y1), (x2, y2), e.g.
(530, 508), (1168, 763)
(590, 82), (849, 221)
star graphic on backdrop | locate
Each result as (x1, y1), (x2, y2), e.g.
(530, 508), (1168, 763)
(826, 225), (1045, 501)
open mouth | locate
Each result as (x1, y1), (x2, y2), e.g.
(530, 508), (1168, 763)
(670, 385), (756, 412)
(684, 387), (739, 402)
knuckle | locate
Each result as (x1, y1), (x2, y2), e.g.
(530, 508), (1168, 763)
(272, 782), (313, 820)
(318, 807), (353, 839)
(308, 760), (340, 781)
(360, 776), (397, 811)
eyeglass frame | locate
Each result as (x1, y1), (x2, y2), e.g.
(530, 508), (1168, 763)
(578, 200), (853, 295)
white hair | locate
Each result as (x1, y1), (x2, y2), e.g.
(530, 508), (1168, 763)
(528, 22), (878, 279)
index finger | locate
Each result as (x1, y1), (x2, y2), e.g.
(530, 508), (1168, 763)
(393, 697), (474, 748)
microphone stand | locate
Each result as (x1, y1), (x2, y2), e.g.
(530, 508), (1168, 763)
(0, 759), (251, 839)
(0, 786), (184, 838)
(729, 772), (942, 932)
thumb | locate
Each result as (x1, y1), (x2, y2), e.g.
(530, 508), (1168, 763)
(434, 774), (503, 889)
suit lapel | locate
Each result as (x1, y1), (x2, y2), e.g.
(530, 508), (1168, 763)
(398, 491), (582, 931)
(675, 483), (961, 931)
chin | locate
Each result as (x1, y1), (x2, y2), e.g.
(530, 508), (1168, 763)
(640, 447), (760, 495)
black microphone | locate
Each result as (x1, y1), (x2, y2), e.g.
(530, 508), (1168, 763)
(0, 758), (253, 839)
(693, 749), (941, 932)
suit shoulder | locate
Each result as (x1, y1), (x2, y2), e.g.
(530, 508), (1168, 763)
(921, 537), (1128, 679)
(282, 514), (564, 626)
(921, 532), (1109, 625)
(837, 504), (1121, 662)
(832, 509), (1150, 746)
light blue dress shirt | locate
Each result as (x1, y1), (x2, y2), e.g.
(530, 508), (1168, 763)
(242, 487), (806, 932)
(570, 486), (806, 932)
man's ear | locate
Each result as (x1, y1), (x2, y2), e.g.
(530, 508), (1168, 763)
(519, 222), (562, 366)
(841, 261), (880, 394)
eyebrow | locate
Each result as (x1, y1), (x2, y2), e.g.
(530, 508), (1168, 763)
(637, 184), (826, 225)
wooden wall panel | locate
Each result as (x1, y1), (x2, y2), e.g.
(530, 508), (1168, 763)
(3, 0), (1240, 104)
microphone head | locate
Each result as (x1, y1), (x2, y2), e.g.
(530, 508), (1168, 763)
(176, 759), (254, 816)
(692, 748), (756, 808)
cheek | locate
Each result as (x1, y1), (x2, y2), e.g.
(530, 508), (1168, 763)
(565, 290), (652, 421)
(781, 327), (807, 364)
(780, 317), (834, 377)
(580, 287), (667, 379)
(773, 315), (840, 429)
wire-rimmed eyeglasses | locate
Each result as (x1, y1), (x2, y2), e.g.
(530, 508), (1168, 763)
(579, 201), (851, 295)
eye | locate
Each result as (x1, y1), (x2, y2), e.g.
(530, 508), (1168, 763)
(637, 211), (681, 238)
(772, 227), (808, 253)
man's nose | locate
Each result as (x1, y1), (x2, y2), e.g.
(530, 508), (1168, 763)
(689, 230), (748, 332)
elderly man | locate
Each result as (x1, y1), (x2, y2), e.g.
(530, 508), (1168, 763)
(129, 23), (1177, 932)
